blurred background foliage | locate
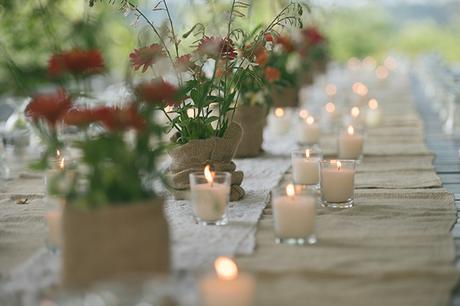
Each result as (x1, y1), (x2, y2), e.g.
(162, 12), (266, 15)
(0, 0), (459, 96)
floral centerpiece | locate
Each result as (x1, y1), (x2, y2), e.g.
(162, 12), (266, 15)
(104, 0), (304, 199)
(297, 25), (330, 76)
(266, 33), (305, 107)
(25, 50), (170, 287)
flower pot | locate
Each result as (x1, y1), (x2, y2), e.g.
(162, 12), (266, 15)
(61, 199), (170, 287)
(166, 122), (245, 201)
(271, 86), (299, 108)
(233, 105), (268, 158)
(300, 69), (314, 86)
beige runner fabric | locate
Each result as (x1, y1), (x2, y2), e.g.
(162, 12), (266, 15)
(237, 76), (459, 306)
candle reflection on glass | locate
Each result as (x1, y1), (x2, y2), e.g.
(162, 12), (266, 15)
(366, 98), (382, 127)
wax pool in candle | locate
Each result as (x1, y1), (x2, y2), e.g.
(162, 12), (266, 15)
(200, 257), (255, 306)
(321, 161), (355, 203)
(190, 165), (230, 223)
(273, 184), (316, 241)
(292, 149), (320, 185)
(298, 116), (320, 145)
(338, 126), (364, 160)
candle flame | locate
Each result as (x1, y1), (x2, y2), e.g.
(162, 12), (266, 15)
(351, 107), (360, 118)
(306, 116), (315, 125)
(384, 56), (397, 70)
(347, 125), (354, 135)
(368, 99), (378, 110)
(325, 84), (337, 96)
(275, 108), (284, 118)
(286, 184), (295, 197)
(352, 82), (368, 96)
(376, 65), (389, 80)
(337, 160), (342, 171)
(299, 109), (309, 119)
(305, 149), (310, 159)
(215, 256), (238, 281)
(59, 157), (65, 170)
(325, 102), (336, 113)
(56, 150), (61, 157)
(204, 165), (214, 184)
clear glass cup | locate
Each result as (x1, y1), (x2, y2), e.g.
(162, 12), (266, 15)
(272, 184), (317, 246)
(189, 171), (231, 226)
(320, 160), (357, 208)
(337, 125), (365, 161)
(291, 147), (322, 189)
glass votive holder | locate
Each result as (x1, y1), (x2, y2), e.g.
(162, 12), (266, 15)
(297, 115), (320, 145)
(291, 147), (322, 189)
(337, 125), (364, 161)
(320, 160), (356, 208)
(189, 170), (231, 226)
(272, 184), (317, 246)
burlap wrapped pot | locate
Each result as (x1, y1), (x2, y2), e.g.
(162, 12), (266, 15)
(233, 105), (268, 158)
(271, 85), (299, 108)
(61, 199), (170, 287)
(166, 122), (245, 201)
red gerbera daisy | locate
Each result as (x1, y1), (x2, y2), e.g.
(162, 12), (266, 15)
(25, 89), (72, 128)
(302, 26), (325, 45)
(175, 54), (195, 72)
(197, 36), (237, 60)
(48, 49), (104, 77)
(129, 44), (165, 73)
(275, 36), (295, 53)
(93, 105), (146, 132)
(63, 108), (99, 127)
(135, 79), (179, 107)
(264, 67), (281, 82)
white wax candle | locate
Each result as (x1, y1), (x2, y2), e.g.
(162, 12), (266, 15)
(45, 210), (62, 247)
(201, 257), (255, 306)
(292, 157), (320, 185)
(191, 183), (230, 222)
(366, 98), (382, 127)
(298, 116), (320, 145)
(273, 192), (315, 239)
(338, 126), (363, 159)
(271, 108), (291, 135)
(321, 167), (355, 203)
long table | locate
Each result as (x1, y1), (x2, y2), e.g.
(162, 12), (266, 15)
(0, 70), (458, 305)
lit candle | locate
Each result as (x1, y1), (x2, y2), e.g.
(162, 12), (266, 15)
(376, 65), (389, 81)
(190, 165), (231, 225)
(45, 209), (62, 247)
(200, 257), (256, 306)
(270, 107), (291, 134)
(320, 160), (356, 208)
(291, 149), (321, 186)
(366, 98), (382, 127)
(338, 125), (364, 160)
(272, 184), (317, 245)
(298, 116), (320, 145)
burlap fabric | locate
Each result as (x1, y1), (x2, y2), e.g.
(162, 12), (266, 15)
(271, 85), (299, 108)
(166, 122), (245, 201)
(61, 200), (170, 287)
(237, 188), (459, 306)
(233, 105), (267, 158)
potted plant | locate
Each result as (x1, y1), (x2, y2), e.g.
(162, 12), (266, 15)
(297, 25), (330, 78)
(113, 0), (304, 200)
(232, 38), (275, 158)
(266, 33), (304, 107)
(25, 50), (170, 287)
